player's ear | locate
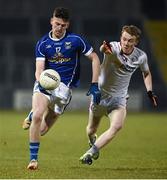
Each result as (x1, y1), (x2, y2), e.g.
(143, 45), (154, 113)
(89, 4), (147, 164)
(120, 35), (123, 41)
(50, 18), (53, 25)
(66, 22), (70, 29)
(135, 39), (139, 46)
(135, 36), (140, 45)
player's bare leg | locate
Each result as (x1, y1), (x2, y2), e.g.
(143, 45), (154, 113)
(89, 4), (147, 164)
(86, 111), (101, 147)
(80, 112), (101, 165)
(27, 93), (49, 170)
(80, 107), (126, 165)
(40, 108), (59, 136)
(94, 107), (126, 149)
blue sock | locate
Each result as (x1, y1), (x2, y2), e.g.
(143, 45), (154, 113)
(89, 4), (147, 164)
(29, 142), (40, 161)
(28, 111), (33, 122)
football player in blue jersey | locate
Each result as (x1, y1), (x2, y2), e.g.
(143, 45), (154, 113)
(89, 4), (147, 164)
(24, 7), (101, 170)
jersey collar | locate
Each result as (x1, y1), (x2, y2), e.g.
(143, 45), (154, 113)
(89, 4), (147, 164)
(49, 30), (66, 41)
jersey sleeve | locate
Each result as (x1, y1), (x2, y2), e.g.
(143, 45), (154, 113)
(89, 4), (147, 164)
(78, 36), (93, 56)
(35, 40), (46, 61)
(139, 52), (149, 72)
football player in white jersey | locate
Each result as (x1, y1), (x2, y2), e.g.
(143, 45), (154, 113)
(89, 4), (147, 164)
(80, 25), (158, 165)
(25, 7), (101, 170)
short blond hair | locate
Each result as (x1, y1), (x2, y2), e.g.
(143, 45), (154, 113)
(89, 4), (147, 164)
(121, 25), (141, 44)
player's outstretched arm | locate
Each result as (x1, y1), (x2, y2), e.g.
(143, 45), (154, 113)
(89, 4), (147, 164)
(100, 41), (112, 54)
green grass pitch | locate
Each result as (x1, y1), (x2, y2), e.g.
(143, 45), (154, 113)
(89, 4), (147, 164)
(0, 110), (167, 179)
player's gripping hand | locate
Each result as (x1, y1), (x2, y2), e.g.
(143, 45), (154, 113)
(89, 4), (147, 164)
(100, 41), (112, 54)
(147, 90), (158, 107)
(87, 83), (101, 105)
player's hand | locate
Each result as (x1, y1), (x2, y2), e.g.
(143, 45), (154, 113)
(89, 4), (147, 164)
(102, 41), (112, 54)
(147, 91), (158, 107)
(86, 83), (101, 104)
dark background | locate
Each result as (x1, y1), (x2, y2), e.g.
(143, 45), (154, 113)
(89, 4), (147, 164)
(0, 0), (167, 110)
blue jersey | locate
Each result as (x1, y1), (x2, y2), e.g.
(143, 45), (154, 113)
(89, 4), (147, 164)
(35, 31), (93, 88)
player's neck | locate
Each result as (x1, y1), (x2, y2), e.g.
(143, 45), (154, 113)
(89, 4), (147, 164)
(121, 48), (134, 55)
(51, 31), (66, 40)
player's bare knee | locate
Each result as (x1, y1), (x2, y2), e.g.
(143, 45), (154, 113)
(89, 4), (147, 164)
(33, 111), (43, 124)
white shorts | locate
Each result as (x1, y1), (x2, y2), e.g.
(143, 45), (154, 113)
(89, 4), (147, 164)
(90, 93), (127, 117)
(33, 81), (72, 114)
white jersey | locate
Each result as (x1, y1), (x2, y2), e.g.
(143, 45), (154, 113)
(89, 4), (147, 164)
(99, 41), (149, 98)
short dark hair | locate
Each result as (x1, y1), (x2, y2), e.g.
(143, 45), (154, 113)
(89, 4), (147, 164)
(121, 25), (141, 43)
(53, 7), (70, 22)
